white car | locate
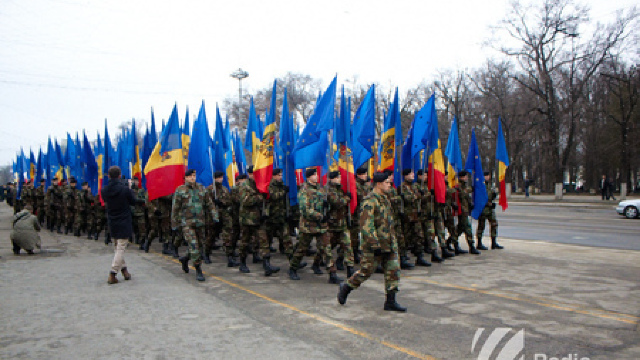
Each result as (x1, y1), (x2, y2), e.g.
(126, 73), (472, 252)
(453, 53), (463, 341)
(616, 199), (640, 219)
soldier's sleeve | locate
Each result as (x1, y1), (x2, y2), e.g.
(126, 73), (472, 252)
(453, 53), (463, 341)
(219, 188), (231, 208)
(171, 189), (182, 229)
(241, 186), (261, 207)
(205, 188), (219, 222)
(359, 199), (380, 251)
(270, 183), (286, 201)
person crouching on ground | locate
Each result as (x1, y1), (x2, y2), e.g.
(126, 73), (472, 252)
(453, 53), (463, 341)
(10, 205), (41, 255)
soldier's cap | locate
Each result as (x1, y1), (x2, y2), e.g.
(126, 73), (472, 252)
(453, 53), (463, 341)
(247, 166), (254, 174)
(273, 168), (282, 176)
(329, 171), (340, 179)
(402, 169), (412, 176)
(82, 181), (88, 186)
(356, 167), (368, 175)
(185, 169), (196, 177)
(60, 178), (67, 183)
(383, 169), (393, 176)
(214, 171), (224, 179)
(458, 170), (469, 177)
(40, 179), (45, 183)
(372, 172), (389, 184)
(416, 169), (425, 176)
(484, 171), (490, 176)
(305, 168), (317, 178)
(237, 174), (248, 180)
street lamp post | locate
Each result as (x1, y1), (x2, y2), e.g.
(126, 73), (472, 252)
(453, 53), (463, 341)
(230, 68), (249, 122)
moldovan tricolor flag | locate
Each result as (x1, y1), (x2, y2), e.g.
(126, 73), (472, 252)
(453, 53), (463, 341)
(423, 96), (446, 204)
(335, 87), (357, 213)
(144, 104), (185, 201)
(496, 119), (510, 211)
(254, 81), (277, 194)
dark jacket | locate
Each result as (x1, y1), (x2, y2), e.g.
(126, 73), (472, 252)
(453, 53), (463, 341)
(101, 178), (135, 239)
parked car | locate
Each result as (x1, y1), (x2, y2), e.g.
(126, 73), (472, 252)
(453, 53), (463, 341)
(616, 199), (640, 219)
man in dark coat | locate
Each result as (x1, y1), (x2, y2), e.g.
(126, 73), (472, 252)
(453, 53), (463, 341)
(101, 166), (135, 285)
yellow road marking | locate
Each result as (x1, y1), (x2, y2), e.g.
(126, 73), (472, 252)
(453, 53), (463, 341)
(404, 276), (639, 325)
(155, 253), (437, 360)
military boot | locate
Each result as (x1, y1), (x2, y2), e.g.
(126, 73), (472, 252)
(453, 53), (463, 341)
(476, 236), (489, 250)
(491, 237), (504, 249)
(446, 240), (455, 253)
(400, 256), (415, 270)
(203, 253), (212, 264)
(12, 243), (20, 255)
(195, 264), (205, 281)
(105, 233), (112, 245)
(335, 256), (345, 271)
(288, 267), (300, 280)
(441, 245), (455, 259)
(415, 253), (431, 267)
(337, 283), (352, 305)
(306, 247), (317, 256)
(143, 238), (151, 253)
(94, 231), (100, 241)
(431, 250), (444, 263)
(383, 292), (407, 312)
(468, 242), (481, 255)
(227, 255), (240, 267)
(162, 243), (172, 255)
(252, 251), (263, 264)
(179, 255), (190, 273)
(328, 271), (343, 284)
(107, 272), (118, 284)
(375, 264), (384, 273)
(311, 262), (324, 275)
(172, 245), (180, 258)
(354, 251), (361, 265)
(346, 266), (355, 278)
(239, 257), (250, 273)
(454, 242), (468, 255)
(87, 230), (93, 240)
(138, 236), (146, 250)
(263, 257), (280, 277)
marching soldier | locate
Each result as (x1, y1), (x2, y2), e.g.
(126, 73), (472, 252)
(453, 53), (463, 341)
(444, 178), (466, 255)
(47, 180), (64, 233)
(455, 170), (480, 255)
(266, 169), (292, 258)
(228, 174), (247, 265)
(73, 181), (92, 236)
(337, 171), (406, 312)
(476, 172), (503, 250)
(288, 168), (326, 281)
(237, 166), (280, 276)
(174, 169), (218, 282)
(327, 171), (354, 281)
(349, 167), (370, 264)
(416, 170), (443, 263)
(131, 177), (148, 249)
(400, 169), (430, 267)
(35, 179), (46, 226)
(63, 178), (78, 235)
(383, 170), (411, 270)
(205, 172), (233, 264)
(145, 195), (173, 254)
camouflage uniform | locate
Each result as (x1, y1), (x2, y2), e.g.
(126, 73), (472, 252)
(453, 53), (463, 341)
(455, 179), (474, 246)
(346, 190), (400, 293)
(418, 182), (437, 254)
(147, 196), (172, 244)
(172, 181), (217, 266)
(443, 186), (459, 247)
(327, 182), (353, 269)
(266, 178), (291, 257)
(349, 178), (371, 260)
(74, 188), (92, 235)
(230, 183), (242, 255)
(237, 178), (269, 260)
(289, 181), (326, 270)
(132, 186), (148, 243)
(385, 186), (404, 260)
(476, 182), (498, 242)
(35, 185), (46, 225)
(94, 200), (108, 239)
(47, 184), (64, 231)
(206, 182), (232, 256)
(400, 182), (424, 257)
(63, 184), (78, 233)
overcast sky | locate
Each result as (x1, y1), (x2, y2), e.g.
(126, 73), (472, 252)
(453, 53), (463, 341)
(0, 0), (634, 166)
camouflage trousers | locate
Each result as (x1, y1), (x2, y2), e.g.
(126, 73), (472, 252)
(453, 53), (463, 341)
(74, 211), (87, 233)
(238, 224), (269, 259)
(444, 216), (458, 245)
(230, 222), (241, 255)
(402, 221), (424, 256)
(36, 206), (46, 225)
(421, 219), (437, 253)
(205, 219), (219, 254)
(476, 210), (498, 239)
(290, 232), (325, 270)
(456, 215), (473, 244)
(184, 225), (205, 266)
(64, 207), (75, 230)
(348, 222), (361, 253)
(433, 214), (447, 247)
(267, 221), (292, 257)
(95, 214), (107, 235)
(347, 243), (400, 294)
(148, 217), (171, 243)
(51, 206), (65, 228)
(394, 217), (404, 254)
(132, 216), (147, 239)
(328, 230), (354, 268)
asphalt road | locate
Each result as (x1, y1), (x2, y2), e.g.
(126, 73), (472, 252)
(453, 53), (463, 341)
(1, 203), (639, 360)
(496, 203), (639, 250)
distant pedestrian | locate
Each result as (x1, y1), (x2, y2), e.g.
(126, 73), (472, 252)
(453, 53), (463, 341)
(608, 177), (616, 200)
(524, 178), (530, 198)
(101, 166), (135, 285)
(600, 175), (608, 200)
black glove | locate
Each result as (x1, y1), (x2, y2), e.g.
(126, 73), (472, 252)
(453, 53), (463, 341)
(373, 249), (383, 256)
(154, 210), (162, 216)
